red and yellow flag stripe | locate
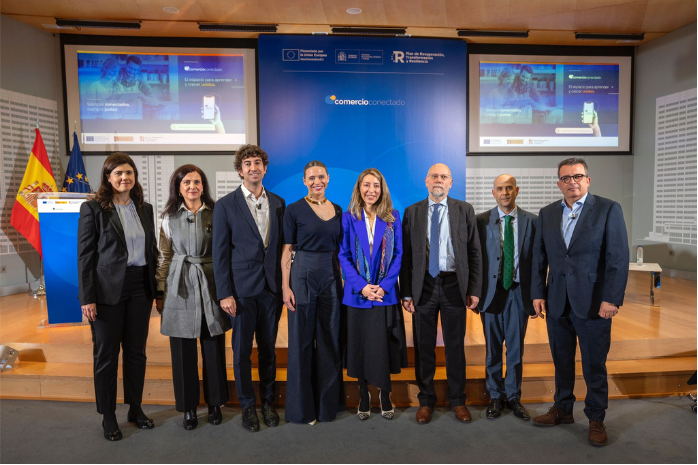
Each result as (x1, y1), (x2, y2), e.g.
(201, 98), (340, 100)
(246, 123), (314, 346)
(10, 129), (57, 257)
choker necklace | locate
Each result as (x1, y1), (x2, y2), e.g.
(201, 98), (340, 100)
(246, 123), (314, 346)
(305, 196), (328, 205)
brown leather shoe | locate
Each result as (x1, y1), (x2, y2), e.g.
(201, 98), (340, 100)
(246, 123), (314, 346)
(415, 406), (433, 424)
(452, 405), (472, 423)
(588, 420), (608, 446)
(532, 406), (574, 427)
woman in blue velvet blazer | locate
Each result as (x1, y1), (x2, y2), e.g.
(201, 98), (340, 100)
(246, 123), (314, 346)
(338, 168), (408, 421)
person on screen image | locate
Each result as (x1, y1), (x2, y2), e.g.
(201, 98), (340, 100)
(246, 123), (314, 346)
(488, 67), (515, 107)
(509, 65), (549, 121)
(84, 57), (124, 114)
(119, 55), (160, 108)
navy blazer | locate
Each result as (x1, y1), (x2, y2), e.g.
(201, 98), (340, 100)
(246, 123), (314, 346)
(338, 210), (402, 308)
(531, 193), (629, 319)
(78, 199), (158, 306)
(476, 206), (537, 315)
(212, 186), (285, 299)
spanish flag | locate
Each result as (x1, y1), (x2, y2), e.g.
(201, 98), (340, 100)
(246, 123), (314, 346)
(10, 129), (58, 257)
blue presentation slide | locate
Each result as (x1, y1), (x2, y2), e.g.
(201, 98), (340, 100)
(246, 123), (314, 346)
(77, 51), (246, 146)
(479, 61), (620, 148)
(258, 36), (467, 211)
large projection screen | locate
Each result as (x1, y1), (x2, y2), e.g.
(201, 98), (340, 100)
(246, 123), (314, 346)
(468, 54), (632, 154)
(64, 44), (257, 154)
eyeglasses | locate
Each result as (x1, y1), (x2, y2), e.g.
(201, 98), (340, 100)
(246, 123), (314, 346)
(559, 174), (587, 184)
(428, 174), (451, 181)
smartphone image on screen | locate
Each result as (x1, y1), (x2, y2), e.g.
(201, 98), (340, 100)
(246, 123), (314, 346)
(203, 95), (215, 120)
(582, 101), (594, 124)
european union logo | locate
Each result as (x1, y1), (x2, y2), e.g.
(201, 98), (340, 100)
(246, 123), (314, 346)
(62, 132), (91, 193)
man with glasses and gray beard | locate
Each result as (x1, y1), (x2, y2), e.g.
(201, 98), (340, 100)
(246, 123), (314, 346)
(400, 163), (482, 425)
(531, 158), (628, 447)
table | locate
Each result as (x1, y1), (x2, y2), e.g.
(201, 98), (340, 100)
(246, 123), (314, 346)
(629, 262), (662, 307)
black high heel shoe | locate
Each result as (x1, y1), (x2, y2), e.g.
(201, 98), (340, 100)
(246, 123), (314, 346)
(183, 410), (198, 430)
(127, 407), (155, 429)
(208, 406), (222, 425)
(102, 419), (122, 441)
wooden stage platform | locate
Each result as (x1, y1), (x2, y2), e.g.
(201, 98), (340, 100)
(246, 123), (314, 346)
(1, 271), (696, 407)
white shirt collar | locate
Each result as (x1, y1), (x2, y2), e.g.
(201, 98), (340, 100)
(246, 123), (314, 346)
(241, 183), (266, 200)
(179, 202), (209, 212)
(498, 206), (518, 220)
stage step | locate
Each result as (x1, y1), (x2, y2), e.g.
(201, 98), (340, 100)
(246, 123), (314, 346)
(8, 338), (696, 367)
(2, 357), (695, 407)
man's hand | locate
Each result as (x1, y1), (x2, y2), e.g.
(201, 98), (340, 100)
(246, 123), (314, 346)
(532, 299), (547, 319)
(599, 301), (619, 319)
(283, 288), (296, 313)
(401, 299), (415, 314)
(465, 295), (479, 311)
(81, 303), (97, 321)
(155, 296), (163, 314)
(220, 296), (237, 317)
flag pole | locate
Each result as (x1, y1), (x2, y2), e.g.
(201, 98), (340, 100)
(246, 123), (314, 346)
(29, 261), (47, 298)
(29, 118), (47, 298)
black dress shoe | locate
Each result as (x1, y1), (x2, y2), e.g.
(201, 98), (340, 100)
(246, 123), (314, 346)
(208, 406), (222, 426)
(183, 410), (198, 431)
(127, 413), (154, 429)
(508, 398), (531, 420)
(102, 420), (122, 441)
(261, 402), (280, 427)
(127, 406), (154, 429)
(242, 406), (260, 432)
(486, 399), (503, 419)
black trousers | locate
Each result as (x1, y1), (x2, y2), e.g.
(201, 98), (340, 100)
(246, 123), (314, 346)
(413, 273), (467, 408)
(231, 288), (283, 409)
(285, 251), (344, 423)
(169, 316), (229, 412)
(547, 298), (612, 421)
(90, 266), (152, 415)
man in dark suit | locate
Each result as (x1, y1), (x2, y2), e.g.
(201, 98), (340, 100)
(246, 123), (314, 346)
(476, 174), (537, 420)
(531, 158), (629, 447)
(212, 145), (286, 432)
(400, 163), (482, 424)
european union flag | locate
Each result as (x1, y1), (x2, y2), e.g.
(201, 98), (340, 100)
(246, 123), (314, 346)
(62, 133), (91, 193)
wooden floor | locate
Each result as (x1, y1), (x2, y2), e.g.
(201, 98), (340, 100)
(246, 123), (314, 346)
(1, 271), (696, 406)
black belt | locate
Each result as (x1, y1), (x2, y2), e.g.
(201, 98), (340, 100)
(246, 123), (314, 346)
(438, 271), (456, 278)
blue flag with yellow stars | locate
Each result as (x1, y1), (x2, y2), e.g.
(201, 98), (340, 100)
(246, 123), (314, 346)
(62, 133), (91, 193)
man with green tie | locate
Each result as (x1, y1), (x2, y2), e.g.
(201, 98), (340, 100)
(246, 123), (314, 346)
(475, 174), (538, 420)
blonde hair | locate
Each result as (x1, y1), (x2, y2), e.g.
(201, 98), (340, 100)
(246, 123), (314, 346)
(348, 168), (395, 223)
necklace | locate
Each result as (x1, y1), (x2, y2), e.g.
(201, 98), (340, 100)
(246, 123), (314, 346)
(305, 195), (328, 205)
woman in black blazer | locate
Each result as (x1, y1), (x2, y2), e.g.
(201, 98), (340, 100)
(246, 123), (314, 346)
(78, 152), (158, 441)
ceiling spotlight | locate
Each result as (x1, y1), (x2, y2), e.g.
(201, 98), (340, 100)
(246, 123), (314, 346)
(163, 7), (180, 14)
(346, 8), (362, 14)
